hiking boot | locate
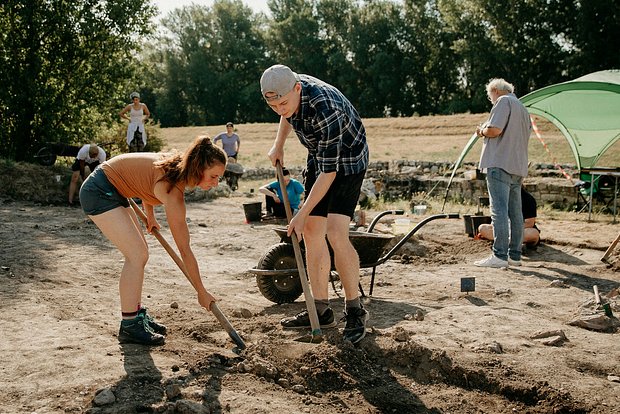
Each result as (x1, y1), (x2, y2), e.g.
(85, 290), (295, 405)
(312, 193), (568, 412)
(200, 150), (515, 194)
(138, 307), (167, 335)
(474, 255), (508, 268)
(508, 258), (522, 267)
(280, 308), (337, 329)
(118, 314), (165, 345)
(342, 307), (369, 344)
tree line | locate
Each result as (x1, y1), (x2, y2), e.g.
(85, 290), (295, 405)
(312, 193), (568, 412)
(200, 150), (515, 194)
(1, 0), (618, 161)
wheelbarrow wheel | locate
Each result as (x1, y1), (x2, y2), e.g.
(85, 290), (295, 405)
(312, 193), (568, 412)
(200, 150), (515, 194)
(256, 243), (303, 304)
(35, 146), (57, 166)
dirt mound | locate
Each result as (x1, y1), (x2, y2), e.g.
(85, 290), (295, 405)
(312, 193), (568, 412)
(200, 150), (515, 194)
(1, 182), (619, 412)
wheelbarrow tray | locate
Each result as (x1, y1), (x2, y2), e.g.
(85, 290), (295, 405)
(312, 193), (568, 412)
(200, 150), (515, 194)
(272, 227), (394, 266)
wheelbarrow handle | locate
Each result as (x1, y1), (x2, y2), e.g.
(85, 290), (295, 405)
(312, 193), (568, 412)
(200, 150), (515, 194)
(369, 213), (461, 266)
(367, 210), (405, 233)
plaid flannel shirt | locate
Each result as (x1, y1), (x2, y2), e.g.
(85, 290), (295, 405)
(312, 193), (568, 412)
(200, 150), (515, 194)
(288, 75), (369, 178)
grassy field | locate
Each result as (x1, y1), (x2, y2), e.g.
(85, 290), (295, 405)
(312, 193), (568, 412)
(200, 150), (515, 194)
(159, 113), (620, 169)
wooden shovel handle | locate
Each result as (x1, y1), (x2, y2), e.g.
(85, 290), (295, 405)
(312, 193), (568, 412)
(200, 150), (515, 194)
(129, 199), (245, 349)
(601, 231), (620, 262)
(275, 162), (322, 337)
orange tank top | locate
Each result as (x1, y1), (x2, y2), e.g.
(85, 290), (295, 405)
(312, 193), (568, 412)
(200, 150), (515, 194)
(101, 153), (183, 205)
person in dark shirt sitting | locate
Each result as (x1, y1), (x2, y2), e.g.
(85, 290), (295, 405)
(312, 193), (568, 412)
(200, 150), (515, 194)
(477, 187), (541, 251)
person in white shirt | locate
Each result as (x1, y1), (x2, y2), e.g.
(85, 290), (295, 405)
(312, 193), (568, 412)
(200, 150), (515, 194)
(69, 144), (106, 207)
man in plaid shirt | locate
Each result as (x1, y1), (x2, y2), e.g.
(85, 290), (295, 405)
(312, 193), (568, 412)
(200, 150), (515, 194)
(260, 64), (370, 344)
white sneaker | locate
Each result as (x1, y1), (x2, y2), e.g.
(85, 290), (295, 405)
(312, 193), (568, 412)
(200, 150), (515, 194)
(508, 258), (522, 267)
(474, 255), (508, 268)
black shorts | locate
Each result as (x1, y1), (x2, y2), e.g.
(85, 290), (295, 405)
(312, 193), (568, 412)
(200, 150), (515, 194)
(79, 167), (129, 215)
(304, 167), (366, 219)
(72, 158), (100, 172)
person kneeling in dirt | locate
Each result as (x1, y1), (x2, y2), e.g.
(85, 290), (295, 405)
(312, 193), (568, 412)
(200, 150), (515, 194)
(477, 187), (541, 252)
(68, 144), (106, 207)
(258, 167), (304, 219)
(79, 136), (227, 345)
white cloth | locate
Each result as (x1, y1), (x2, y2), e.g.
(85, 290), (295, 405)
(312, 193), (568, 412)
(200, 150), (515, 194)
(126, 105), (147, 145)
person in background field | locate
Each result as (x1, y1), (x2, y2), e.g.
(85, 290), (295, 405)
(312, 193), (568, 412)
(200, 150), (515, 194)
(120, 92), (150, 152)
(213, 122), (241, 160)
(79, 136), (227, 346)
(68, 144), (106, 207)
(260, 64), (370, 344)
(474, 78), (532, 268)
(477, 186), (541, 248)
(258, 167), (305, 218)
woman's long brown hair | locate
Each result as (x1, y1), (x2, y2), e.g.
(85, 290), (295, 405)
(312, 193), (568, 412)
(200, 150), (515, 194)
(155, 135), (227, 192)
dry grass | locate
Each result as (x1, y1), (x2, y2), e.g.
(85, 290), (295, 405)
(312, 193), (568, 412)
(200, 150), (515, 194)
(159, 113), (620, 169)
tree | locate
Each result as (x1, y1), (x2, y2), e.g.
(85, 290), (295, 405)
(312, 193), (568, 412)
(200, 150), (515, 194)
(147, 0), (268, 126)
(0, 0), (156, 161)
(265, 0), (327, 77)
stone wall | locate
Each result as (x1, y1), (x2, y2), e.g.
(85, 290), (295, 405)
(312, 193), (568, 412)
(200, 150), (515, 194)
(242, 160), (581, 209)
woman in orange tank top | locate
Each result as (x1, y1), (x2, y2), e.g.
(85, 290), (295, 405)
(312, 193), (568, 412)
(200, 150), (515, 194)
(79, 136), (227, 345)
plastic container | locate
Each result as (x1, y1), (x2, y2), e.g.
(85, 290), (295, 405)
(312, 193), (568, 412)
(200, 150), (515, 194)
(393, 218), (411, 234)
(242, 202), (262, 223)
(413, 205), (427, 215)
(470, 215), (492, 236)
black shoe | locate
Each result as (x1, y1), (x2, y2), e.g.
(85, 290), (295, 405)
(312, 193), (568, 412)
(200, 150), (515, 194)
(342, 307), (369, 344)
(118, 314), (165, 345)
(138, 307), (167, 335)
(281, 308), (337, 329)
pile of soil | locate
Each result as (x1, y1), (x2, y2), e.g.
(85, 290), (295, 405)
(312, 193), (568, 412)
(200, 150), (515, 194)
(1, 187), (620, 413)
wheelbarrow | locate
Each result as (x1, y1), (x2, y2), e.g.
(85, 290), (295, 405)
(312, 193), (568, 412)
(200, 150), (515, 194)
(34, 143), (81, 166)
(249, 211), (460, 304)
(223, 157), (244, 191)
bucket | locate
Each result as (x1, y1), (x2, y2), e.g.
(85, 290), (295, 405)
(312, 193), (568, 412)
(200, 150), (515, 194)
(413, 205), (427, 215)
(470, 215), (492, 236)
(393, 218), (411, 234)
(463, 214), (474, 237)
(243, 202), (262, 223)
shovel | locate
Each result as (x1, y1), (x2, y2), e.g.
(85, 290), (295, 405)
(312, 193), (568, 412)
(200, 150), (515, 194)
(593, 285), (614, 318)
(129, 199), (246, 350)
(276, 162), (323, 343)
(601, 231), (620, 263)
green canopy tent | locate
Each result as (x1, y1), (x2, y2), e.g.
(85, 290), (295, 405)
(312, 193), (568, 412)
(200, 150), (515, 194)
(442, 70), (620, 210)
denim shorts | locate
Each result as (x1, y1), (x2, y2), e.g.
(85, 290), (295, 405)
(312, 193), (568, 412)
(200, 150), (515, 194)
(304, 166), (366, 219)
(79, 167), (129, 215)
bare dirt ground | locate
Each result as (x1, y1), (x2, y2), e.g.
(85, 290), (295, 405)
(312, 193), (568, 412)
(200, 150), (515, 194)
(1, 189), (620, 413)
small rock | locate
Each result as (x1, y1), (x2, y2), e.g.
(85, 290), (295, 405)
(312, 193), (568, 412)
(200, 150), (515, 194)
(277, 378), (290, 388)
(607, 375), (620, 383)
(549, 279), (567, 288)
(495, 288), (512, 296)
(568, 314), (619, 332)
(474, 341), (503, 354)
(240, 308), (253, 318)
(404, 313), (413, 320)
(170, 302), (179, 309)
(292, 384), (306, 394)
(93, 388), (115, 406)
(175, 399), (210, 414)
(392, 327), (410, 342)
(166, 383), (182, 399)
(414, 309), (424, 321)
(530, 329), (569, 346)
